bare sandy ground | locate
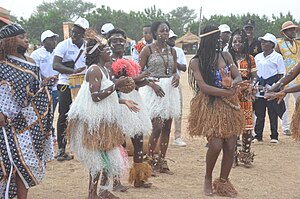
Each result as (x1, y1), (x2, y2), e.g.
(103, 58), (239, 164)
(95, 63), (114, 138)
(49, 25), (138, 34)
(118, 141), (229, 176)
(28, 56), (300, 199)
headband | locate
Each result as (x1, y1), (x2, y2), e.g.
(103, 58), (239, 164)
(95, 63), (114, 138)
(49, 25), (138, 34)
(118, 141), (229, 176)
(199, 29), (220, 38)
(87, 35), (107, 55)
(108, 34), (126, 43)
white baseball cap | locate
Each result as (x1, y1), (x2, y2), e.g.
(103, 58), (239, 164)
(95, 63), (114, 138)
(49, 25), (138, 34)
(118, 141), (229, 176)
(258, 33), (277, 45)
(218, 24), (231, 33)
(74, 17), (89, 30)
(101, 23), (114, 34)
(40, 30), (59, 42)
(169, 29), (177, 38)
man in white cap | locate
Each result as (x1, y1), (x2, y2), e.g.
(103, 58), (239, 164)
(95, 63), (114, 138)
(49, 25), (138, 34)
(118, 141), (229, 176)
(167, 29), (187, 147)
(101, 22), (114, 39)
(218, 24), (231, 51)
(31, 30), (59, 140)
(275, 21), (300, 136)
(53, 17), (89, 161)
(253, 33), (285, 144)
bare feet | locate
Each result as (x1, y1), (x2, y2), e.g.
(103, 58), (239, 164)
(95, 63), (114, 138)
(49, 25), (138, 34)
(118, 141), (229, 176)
(113, 182), (129, 192)
(99, 190), (120, 199)
(204, 176), (213, 196)
(134, 181), (152, 188)
(88, 193), (103, 199)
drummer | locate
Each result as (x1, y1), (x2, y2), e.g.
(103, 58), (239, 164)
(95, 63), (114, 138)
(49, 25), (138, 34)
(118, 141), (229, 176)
(53, 17), (89, 161)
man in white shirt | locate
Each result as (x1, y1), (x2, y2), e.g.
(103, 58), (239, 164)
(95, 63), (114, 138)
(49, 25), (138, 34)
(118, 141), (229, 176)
(31, 30), (59, 139)
(167, 29), (187, 147)
(132, 25), (153, 63)
(218, 24), (231, 51)
(53, 17), (89, 161)
(253, 33), (285, 144)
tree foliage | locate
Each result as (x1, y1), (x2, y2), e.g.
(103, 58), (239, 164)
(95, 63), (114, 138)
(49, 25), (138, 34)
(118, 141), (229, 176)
(17, 0), (299, 44)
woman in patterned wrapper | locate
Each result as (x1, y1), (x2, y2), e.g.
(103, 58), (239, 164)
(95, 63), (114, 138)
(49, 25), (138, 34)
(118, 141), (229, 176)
(228, 28), (256, 168)
(138, 21), (181, 175)
(188, 25), (243, 197)
(66, 30), (137, 199)
(0, 24), (55, 199)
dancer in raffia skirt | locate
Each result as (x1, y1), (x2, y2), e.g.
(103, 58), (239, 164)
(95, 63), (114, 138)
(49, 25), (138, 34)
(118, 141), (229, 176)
(107, 28), (153, 189)
(67, 32), (137, 199)
(188, 25), (243, 198)
(138, 21), (181, 175)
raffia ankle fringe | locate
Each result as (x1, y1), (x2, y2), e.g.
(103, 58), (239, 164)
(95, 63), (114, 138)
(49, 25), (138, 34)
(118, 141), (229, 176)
(213, 178), (238, 198)
(128, 162), (152, 184)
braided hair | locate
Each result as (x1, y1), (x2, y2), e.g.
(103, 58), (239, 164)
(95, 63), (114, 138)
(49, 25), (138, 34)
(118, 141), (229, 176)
(189, 25), (221, 101)
(228, 28), (251, 71)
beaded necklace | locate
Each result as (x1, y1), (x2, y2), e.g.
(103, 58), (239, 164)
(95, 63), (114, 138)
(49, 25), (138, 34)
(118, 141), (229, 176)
(155, 43), (170, 75)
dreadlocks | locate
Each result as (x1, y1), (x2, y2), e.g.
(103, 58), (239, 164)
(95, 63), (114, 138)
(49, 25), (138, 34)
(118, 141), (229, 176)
(228, 28), (252, 71)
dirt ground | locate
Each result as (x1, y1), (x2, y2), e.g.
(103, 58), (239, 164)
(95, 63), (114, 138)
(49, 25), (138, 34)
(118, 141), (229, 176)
(28, 56), (300, 199)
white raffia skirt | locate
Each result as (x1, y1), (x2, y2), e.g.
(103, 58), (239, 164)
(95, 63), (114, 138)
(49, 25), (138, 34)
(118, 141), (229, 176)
(119, 90), (152, 138)
(139, 77), (181, 120)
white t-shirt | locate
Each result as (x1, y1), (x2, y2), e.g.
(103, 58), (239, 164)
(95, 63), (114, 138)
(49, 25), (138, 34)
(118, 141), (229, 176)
(54, 38), (86, 85)
(255, 50), (285, 97)
(30, 46), (59, 90)
(173, 46), (187, 75)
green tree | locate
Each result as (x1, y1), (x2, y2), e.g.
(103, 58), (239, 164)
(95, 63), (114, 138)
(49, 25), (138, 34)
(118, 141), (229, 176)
(19, 0), (95, 44)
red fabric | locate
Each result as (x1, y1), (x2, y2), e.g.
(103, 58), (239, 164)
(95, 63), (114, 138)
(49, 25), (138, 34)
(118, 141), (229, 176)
(133, 42), (146, 53)
(111, 58), (141, 78)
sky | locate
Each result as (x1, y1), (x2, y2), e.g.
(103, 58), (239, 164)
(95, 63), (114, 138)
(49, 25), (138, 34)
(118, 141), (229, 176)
(1, 0), (300, 21)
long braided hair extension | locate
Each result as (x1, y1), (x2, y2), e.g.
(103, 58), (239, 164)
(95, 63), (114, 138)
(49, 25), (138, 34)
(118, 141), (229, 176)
(188, 25), (221, 103)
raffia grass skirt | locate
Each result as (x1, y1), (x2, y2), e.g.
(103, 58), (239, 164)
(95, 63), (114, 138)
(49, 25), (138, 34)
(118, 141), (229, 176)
(67, 119), (125, 151)
(188, 93), (243, 139)
(291, 98), (300, 140)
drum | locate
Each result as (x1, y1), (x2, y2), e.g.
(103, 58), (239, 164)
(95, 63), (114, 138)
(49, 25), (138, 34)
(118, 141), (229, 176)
(68, 74), (85, 100)
(125, 135), (160, 156)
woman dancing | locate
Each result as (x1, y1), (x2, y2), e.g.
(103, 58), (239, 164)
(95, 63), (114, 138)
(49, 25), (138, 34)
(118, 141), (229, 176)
(138, 21), (181, 174)
(67, 31), (136, 199)
(188, 25), (243, 197)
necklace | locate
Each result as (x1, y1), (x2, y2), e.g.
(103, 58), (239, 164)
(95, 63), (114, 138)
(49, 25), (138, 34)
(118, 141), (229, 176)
(155, 43), (170, 75)
(284, 40), (298, 55)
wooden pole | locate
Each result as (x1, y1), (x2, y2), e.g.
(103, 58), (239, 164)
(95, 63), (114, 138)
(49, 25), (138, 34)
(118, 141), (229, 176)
(198, 6), (202, 36)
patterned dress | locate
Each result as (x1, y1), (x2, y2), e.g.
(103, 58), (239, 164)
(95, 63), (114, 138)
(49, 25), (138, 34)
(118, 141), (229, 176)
(237, 55), (256, 130)
(0, 56), (54, 199)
